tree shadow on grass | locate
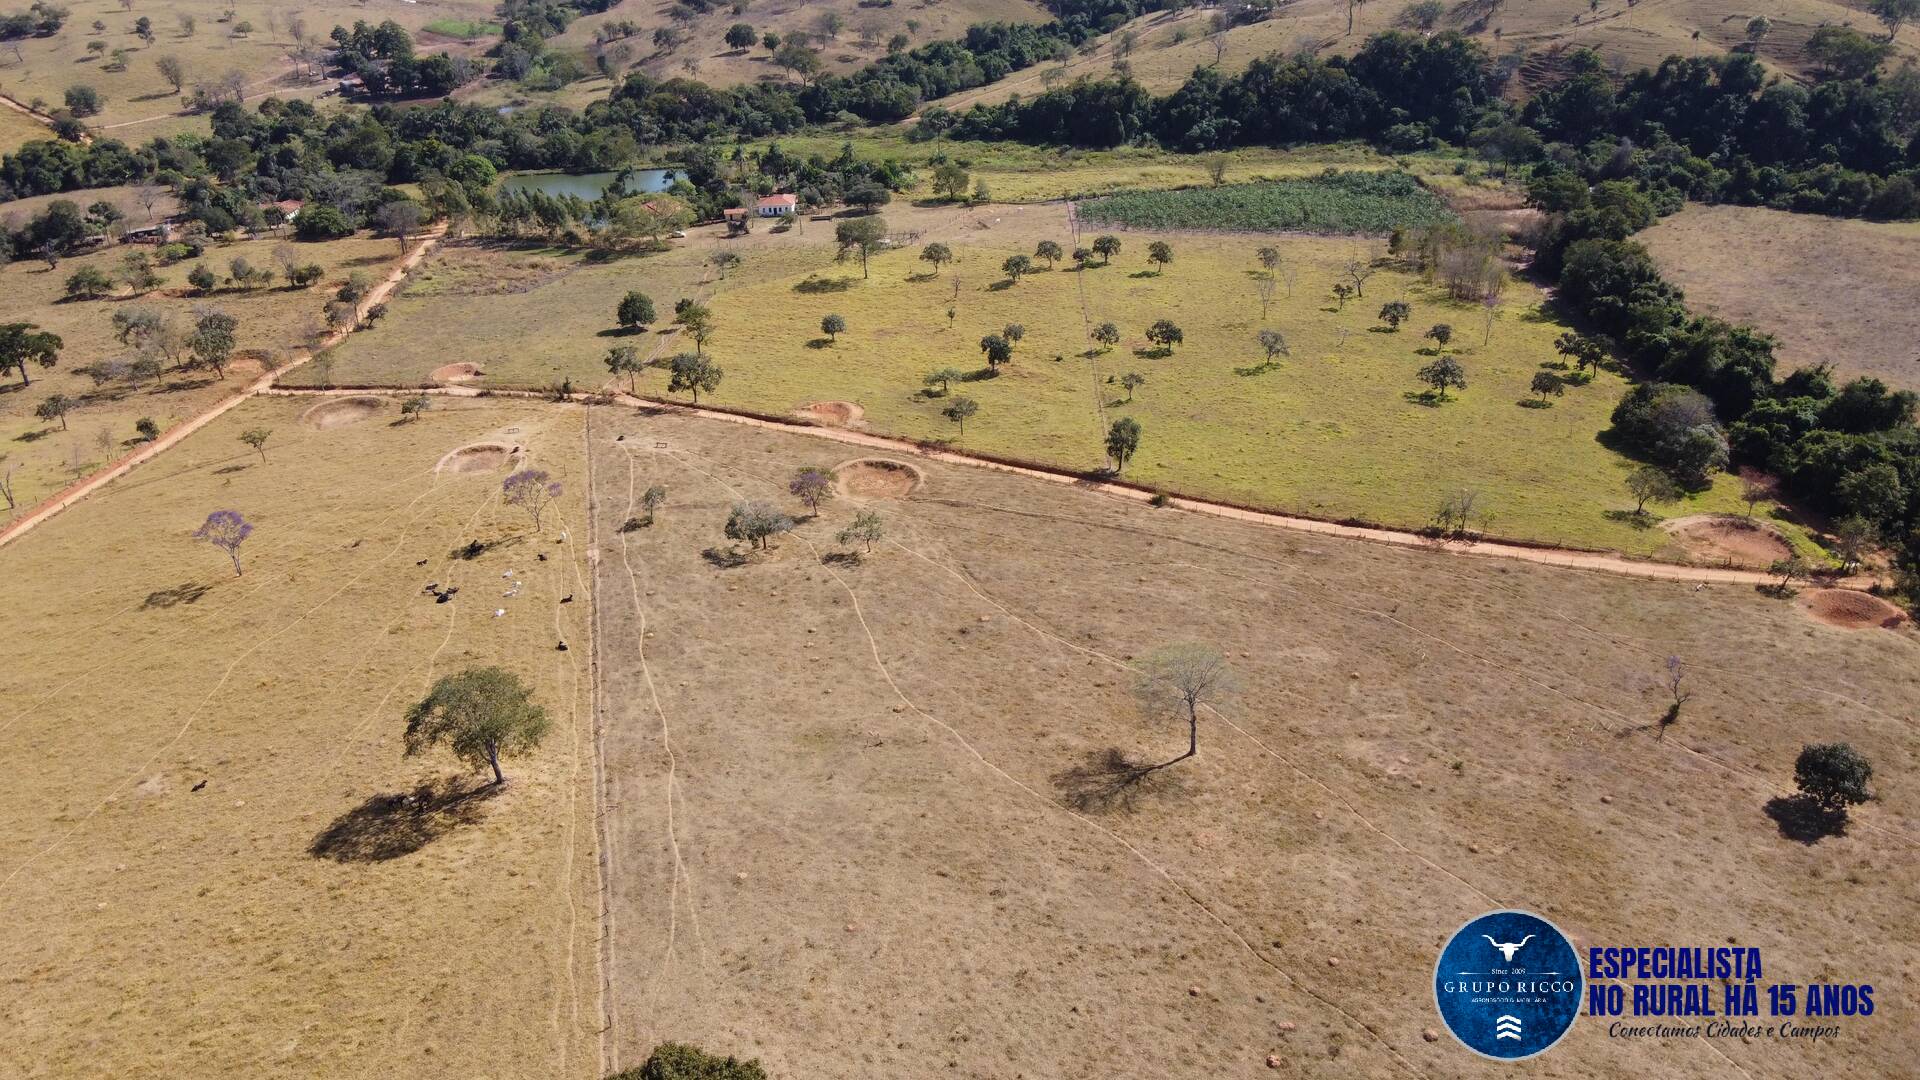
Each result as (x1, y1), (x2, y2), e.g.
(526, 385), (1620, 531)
(1602, 508), (1656, 530)
(701, 546), (750, 569)
(1402, 390), (1446, 407)
(805, 337), (834, 349)
(309, 776), (501, 863)
(1051, 747), (1187, 814)
(794, 276), (854, 294)
(1764, 794), (1849, 845)
(142, 581), (210, 609)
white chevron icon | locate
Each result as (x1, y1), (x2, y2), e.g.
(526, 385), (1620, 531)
(1494, 1015), (1523, 1041)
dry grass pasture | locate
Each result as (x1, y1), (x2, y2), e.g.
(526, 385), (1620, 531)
(0, 394), (599, 1078)
(0, 0), (501, 141)
(294, 202), (1785, 555)
(0, 229), (408, 515)
(1641, 203), (1920, 392)
(587, 405), (1917, 1079)
(0, 100), (50, 154)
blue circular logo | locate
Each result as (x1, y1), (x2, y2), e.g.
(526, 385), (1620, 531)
(1433, 910), (1583, 1060)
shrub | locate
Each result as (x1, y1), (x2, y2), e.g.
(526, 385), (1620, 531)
(610, 1043), (768, 1080)
(296, 205), (355, 240)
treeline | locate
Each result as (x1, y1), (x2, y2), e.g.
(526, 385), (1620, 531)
(929, 34), (1920, 219)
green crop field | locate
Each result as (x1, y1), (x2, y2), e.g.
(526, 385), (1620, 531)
(1076, 172), (1457, 233)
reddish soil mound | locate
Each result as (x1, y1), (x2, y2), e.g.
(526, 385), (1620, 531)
(1663, 515), (1791, 567)
(302, 396), (384, 430)
(431, 362), (484, 383)
(1802, 589), (1908, 631)
(436, 443), (518, 475)
(835, 458), (922, 499)
(795, 401), (865, 427)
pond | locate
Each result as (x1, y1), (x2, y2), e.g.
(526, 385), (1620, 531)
(497, 169), (682, 201)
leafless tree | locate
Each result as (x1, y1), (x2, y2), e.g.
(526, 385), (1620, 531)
(1134, 644), (1239, 768)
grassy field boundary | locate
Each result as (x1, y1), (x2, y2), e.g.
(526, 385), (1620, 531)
(258, 383), (1852, 588)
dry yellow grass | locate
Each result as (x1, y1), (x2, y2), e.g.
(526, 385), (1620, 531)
(0, 394), (598, 1079)
(0, 101), (51, 154)
(588, 405), (1918, 1078)
(0, 230), (407, 514)
(1641, 203), (1920, 392)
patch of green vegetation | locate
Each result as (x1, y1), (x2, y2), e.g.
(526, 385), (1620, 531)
(1076, 172), (1456, 234)
(424, 17), (503, 38)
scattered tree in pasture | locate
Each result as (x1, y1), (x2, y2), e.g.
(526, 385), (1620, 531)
(617, 290), (656, 331)
(1072, 247), (1093, 270)
(710, 251), (741, 280)
(1256, 246), (1280, 274)
(239, 427), (272, 462)
(725, 500), (794, 550)
(605, 345), (643, 393)
(943, 395), (978, 437)
(639, 484), (668, 524)
(187, 263), (217, 293)
(1795, 743), (1872, 814)
(919, 242), (953, 275)
(1035, 240), (1063, 268)
(194, 509), (253, 575)
(1377, 300), (1410, 330)
(834, 216), (887, 279)
(620, 1043), (768, 1080)
(1120, 372), (1146, 401)
(404, 667), (551, 786)
(1424, 323), (1453, 350)
(400, 395), (432, 422)
(1431, 488), (1484, 538)
(35, 394), (76, 431)
(945, 305), (957, 328)
(1343, 259), (1375, 297)
(1092, 235), (1121, 264)
(924, 367), (963, 394)
(1105, 416), (1142, 471)
(65, 265), (115, 299)
(1529, 370), (1565, 403)
(820, 313), (846, 343)
(1554, 331), (1607, 379)
(725, 22), (756, 48)
(187, 309), (238, 378)
(1625, 465), (1680, 516)
(979, 333), (1012, 370)
(1831, 515), (1878, 571)
(1002, 323), (1025, 346)
(1134, 644), (1237, 766)
(932, 162), (970, 201)
(1768, 554), (1812, 594)
(1090, 322), (1120, 352)
(1331, 283), (1354, 308)
(837, 510), (885, 553)
(1145, 319), (1183, 353)
(1001, 254), (1033, 284)
(667, 352), (723, 403)
(677, 303), (715, 355)
(135, 417), (160, 441)
(1146, 241), (1173, 274)
(1869, 0), (1917, 40)
(375, 200), (424, 252)
(502, 469), (563, 532)
(1415, 355), (1466, 401)
(789, 467), (835, 514)
(1257, 328), (1288, 363)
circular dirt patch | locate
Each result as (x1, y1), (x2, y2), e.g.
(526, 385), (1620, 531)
(1662, 514), (1792, 567)
(431, 362), (484, 383)
(436, 442), (519, 475)
(1801, 589), (1908, 631)
(795, 401), (865, 427)
(302, 396), (384, 430)
(835, 458), (923, 499)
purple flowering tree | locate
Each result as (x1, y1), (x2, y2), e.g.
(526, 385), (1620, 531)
(194, 510), (253, 575)
(502, 469), (562, 532)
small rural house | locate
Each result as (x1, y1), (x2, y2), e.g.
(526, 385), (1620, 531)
(756, 193), (797, 218)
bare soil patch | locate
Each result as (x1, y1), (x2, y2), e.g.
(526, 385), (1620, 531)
(301, 396), (385, 430)
(795, 400), (866, 427)
(436, 442), (520, 475)
(432, 362), (486, 384)
(834, 457), (923, 498)
(1801, 589), (1910, 631)
(1662, 514), (1792, 567)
